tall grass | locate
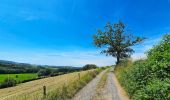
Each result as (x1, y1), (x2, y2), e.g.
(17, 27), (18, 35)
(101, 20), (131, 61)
(44, 69), (102, 100)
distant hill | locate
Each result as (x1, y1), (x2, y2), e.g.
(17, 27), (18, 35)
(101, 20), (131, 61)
(0, 60), (81, 74)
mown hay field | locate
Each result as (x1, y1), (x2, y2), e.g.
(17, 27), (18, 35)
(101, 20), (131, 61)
(0, 70), (97, 100)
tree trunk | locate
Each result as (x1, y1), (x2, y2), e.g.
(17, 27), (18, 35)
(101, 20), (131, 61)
(116, 54), (120, 65)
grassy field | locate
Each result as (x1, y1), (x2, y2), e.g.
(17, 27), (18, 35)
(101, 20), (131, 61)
(0, 73), (38, 83)
(0, 69), (102, 100)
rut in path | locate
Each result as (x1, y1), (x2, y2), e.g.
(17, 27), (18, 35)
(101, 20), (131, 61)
(72, 69), (129, 100)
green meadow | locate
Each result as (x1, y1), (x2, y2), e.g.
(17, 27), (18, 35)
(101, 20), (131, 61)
(0, 73), (38, 83)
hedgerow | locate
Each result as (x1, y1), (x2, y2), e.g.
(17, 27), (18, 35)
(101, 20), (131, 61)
(115, 34), (170, 100)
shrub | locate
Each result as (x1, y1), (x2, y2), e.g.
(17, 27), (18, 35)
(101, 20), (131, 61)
(82, 64), (98, 70)
(115, 34), (170, 100)
(0, 78), (17, 88)
(37, 68), (52, 77)
(133, 79), (170, 100)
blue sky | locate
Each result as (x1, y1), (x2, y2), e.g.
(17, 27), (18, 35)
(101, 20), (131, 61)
(0, 0), (169, 66)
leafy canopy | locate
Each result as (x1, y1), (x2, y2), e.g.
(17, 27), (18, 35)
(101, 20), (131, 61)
(82, 64), (98, 70)
(93, 21), (145, 64)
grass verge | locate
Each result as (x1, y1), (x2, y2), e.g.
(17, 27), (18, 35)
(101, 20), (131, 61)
(43, 68), (103, 100)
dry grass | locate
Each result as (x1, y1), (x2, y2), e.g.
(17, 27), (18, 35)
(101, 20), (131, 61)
(0, 70), (98, 100)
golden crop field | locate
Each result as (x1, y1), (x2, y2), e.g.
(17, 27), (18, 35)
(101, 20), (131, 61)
(0, 70), (94, 100)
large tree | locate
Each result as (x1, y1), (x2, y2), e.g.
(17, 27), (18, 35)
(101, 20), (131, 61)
(93, 21), (145, 65)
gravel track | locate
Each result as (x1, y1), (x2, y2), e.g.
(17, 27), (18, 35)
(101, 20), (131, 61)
(72, 70), (107, 100)
(101, 72), (121, 100)
(72, 68), (129, 100)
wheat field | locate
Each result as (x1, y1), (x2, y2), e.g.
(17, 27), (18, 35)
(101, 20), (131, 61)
(0, 70), (94, 100)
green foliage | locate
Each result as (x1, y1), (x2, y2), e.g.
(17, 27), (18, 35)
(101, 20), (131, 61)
(38, 68), (52, 77)
(93, 21), (144, 64)
(133, 79), (170, 100)
(37, 67), (81, 77)
(0, 60), (81, 74)
(115, 34), (170, 100)
(0, 78), (17, 88)
(82, 64), (98, 70)
(0, 60), (43, 74)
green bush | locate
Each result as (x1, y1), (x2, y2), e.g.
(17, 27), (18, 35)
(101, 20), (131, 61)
(82, 64), (98, 70)
(0, 78), (17, 88)
(134, 79), (170, 100)
(115, 34), (170, 100)
(37, 68), (52, 77)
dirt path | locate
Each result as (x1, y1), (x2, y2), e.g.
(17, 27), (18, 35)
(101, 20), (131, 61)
(72, 68), (129, 100)
(101, 72), (121, 100)
(72, 70), (107, 100)
(100, 70), (129, 100)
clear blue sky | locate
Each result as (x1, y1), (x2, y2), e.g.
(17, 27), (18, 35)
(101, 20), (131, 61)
(0, 0), (169, 66)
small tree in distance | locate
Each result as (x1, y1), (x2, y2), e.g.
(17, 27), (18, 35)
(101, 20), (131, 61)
(82, 64), (98, 70)
(93, 21), (145, 65)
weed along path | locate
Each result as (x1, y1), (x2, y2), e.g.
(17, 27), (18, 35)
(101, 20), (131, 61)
(73, 68), (129, 100)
